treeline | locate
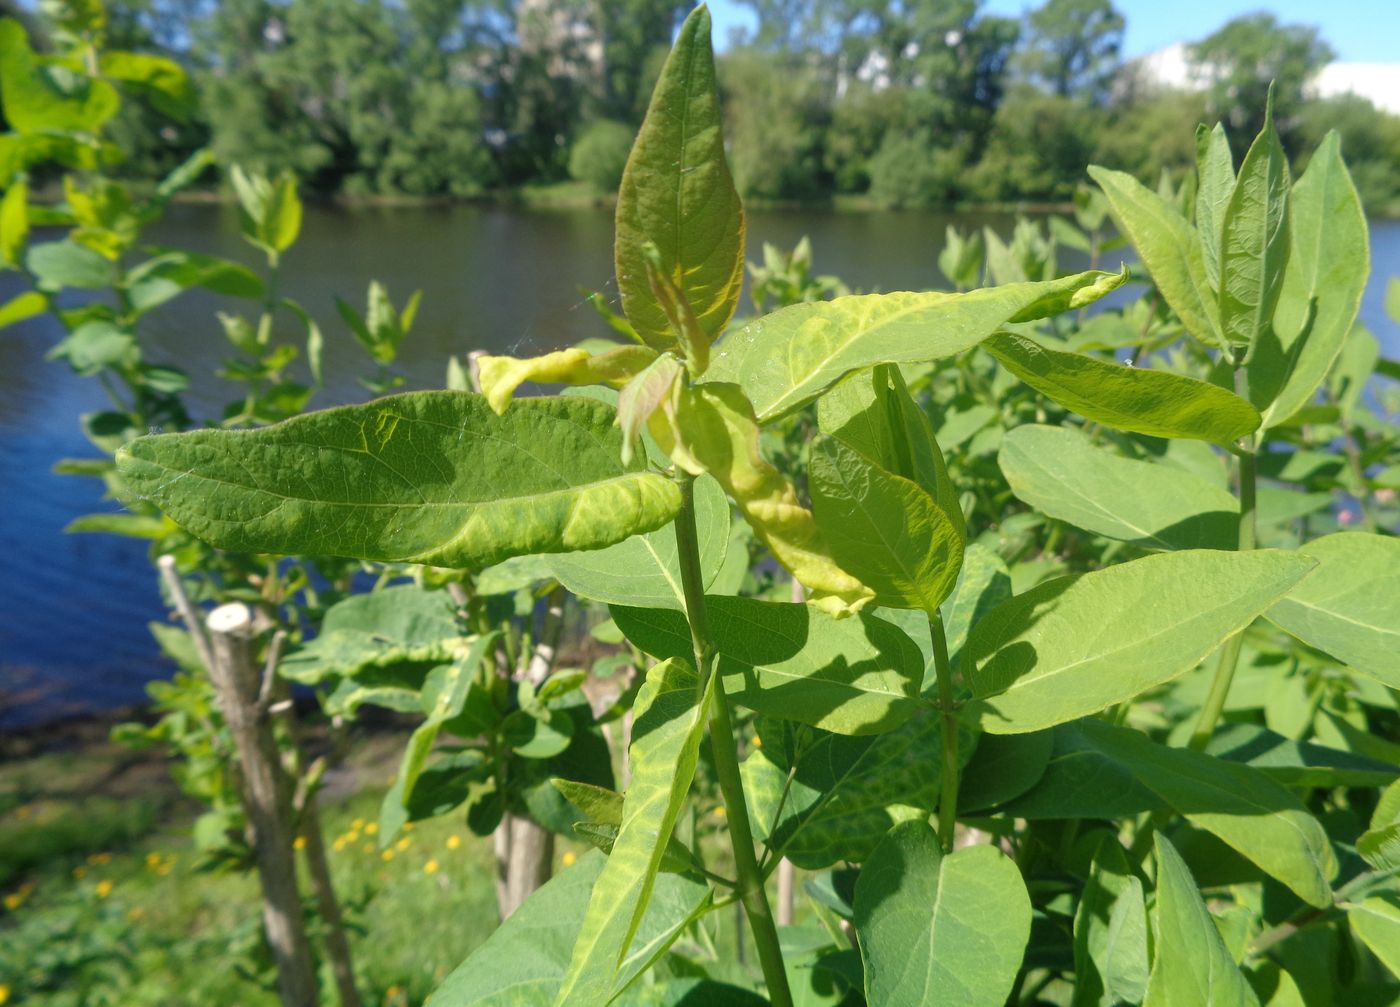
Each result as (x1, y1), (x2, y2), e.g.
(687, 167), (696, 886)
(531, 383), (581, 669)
(20, 0), (1400, 211)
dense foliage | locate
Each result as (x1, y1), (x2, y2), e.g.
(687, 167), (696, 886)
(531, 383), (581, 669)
(71, 6), (1400, 1007)
(6, 1), (1400, 1005)
(7, 0), (1400, 211)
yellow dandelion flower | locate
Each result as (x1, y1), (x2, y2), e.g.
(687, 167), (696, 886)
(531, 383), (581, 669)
(145, 852), (161, 866)
(293, 836), (307, 851)
(0, 981), (10, 1004)
(403, 822), (414, 832)
(424, 859), (439, 875)
(365, 823), (379, 835)
(157, 865), (172, 876)
(3, 893), (23, 911)
(714, 805), (727, 819)
(96, 879), (114, 899)
(446, 835), (462, 850)
(395, 837), (411, 852)
(351, 818), (365, 830)
(363, 843), (376, 854)
(752, 734), (762, 748)
(72, 866), (88, 880)
(381, 849), (394, 862)
(561, 851), (577, 867)
(87, 852), (113, 865)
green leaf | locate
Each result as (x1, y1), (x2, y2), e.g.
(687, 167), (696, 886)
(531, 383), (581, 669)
(999, 425), (1239, 550)
(551, 781), (697, 875)
(1089, 165), (1221, 346)
(705, 269), (1126, 423)
(1255, 132), (1368, 428)
(64, 512), (168, 538)
(1072, 836), (1148, 1007)
(126, 250), (264, 314)
(854, 822), (1031, 1007)
(810, 437), (964, 615)
(1358, 779), (1400, 873)
(965, 549), (1317, 734)
(616, 596), (924, 736)
(1267, 533), (1400, 689)
(1205, 723), (1399, 789)
(1144, 835), (1259, 1007)
(1348, 894), (1400, 980)
(614, 5), (744, 353)
(47, 320), (134, 373)
(555, 658), (714, 1005)
(0, 20), (119, 135)
(1072, 719), (1336, 908)
(940, 543), (1011, 676)
(280, 584), (467, 685)
(957, 730), (1053, 813)
(616, 352), (682, 465)
(743, 714), (943, 870)
(546, 473), (730, 612)
(1195, 123), (1235, 294)
(1217, 101), (1290, 350)
(26, 239), (116, 290)
(432, 852), (709, 1007)
(1, 178), (28, 267)
(99, 51), (195, 121)
(817, 364), (965, 540)
(984, 332), (1260, 444)
(0, 290), (46, 329)
(116, 392), (682, 569)
(998, 721), (1167, 821)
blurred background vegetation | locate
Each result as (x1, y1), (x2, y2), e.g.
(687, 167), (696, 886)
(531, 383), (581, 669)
(2, 0), (1397, 213)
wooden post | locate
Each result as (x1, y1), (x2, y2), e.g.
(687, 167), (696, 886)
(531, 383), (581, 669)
(206, 603), (319, 1007)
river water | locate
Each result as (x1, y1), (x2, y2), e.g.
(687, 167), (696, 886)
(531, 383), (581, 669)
(3, 203), (1398, 726)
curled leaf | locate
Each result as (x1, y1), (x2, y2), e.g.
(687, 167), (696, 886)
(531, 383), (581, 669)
(477, 345), (658, 414)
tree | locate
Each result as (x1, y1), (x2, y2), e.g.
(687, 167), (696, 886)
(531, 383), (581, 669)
(1017, 0), (1123, 101)
(1190, 13), (1333, 154)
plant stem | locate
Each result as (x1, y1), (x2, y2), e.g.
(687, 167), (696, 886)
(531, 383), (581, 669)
(929, 611), (960, 853)
(674, 475), (793, 1007)
(1190, 363), (1258, 751)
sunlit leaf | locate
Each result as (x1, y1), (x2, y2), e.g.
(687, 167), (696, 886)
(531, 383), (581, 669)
(854, 822), (1031, 1007)
(117, 392), (682, 569)
(965, 549), (1316, 733)
(705, 270), (1127, 423)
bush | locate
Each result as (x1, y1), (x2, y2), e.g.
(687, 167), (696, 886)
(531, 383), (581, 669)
(567, 120), (634, 193)
(867, 130), (968, 208)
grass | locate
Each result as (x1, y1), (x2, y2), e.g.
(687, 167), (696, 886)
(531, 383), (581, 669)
(0, 734), (556, 1007)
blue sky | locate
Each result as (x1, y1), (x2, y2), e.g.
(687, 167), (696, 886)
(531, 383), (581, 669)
(707, 0), (1400, 62)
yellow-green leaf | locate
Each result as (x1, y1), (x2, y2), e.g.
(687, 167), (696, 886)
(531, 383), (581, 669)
(555, 658), (714, 1005)
(1144, 835), (1259, 1007)
(615, 5), (743, 353)
(966, 549), (1316, 734)
(1266, 533), (1400, 689)
(116, 392), (682, 569)
(810, 437), (963, 615)
(854, 822), (1031, 1007)
(985, 331), (1260, 445)
(1089, 164), (1222, 347)
(1256, 131), (1369, 428)
(705, 269), (1126, 423)
(477, 346), (659, 414)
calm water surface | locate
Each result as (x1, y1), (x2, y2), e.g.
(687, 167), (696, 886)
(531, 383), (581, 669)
(3, 204), (1398, 725)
